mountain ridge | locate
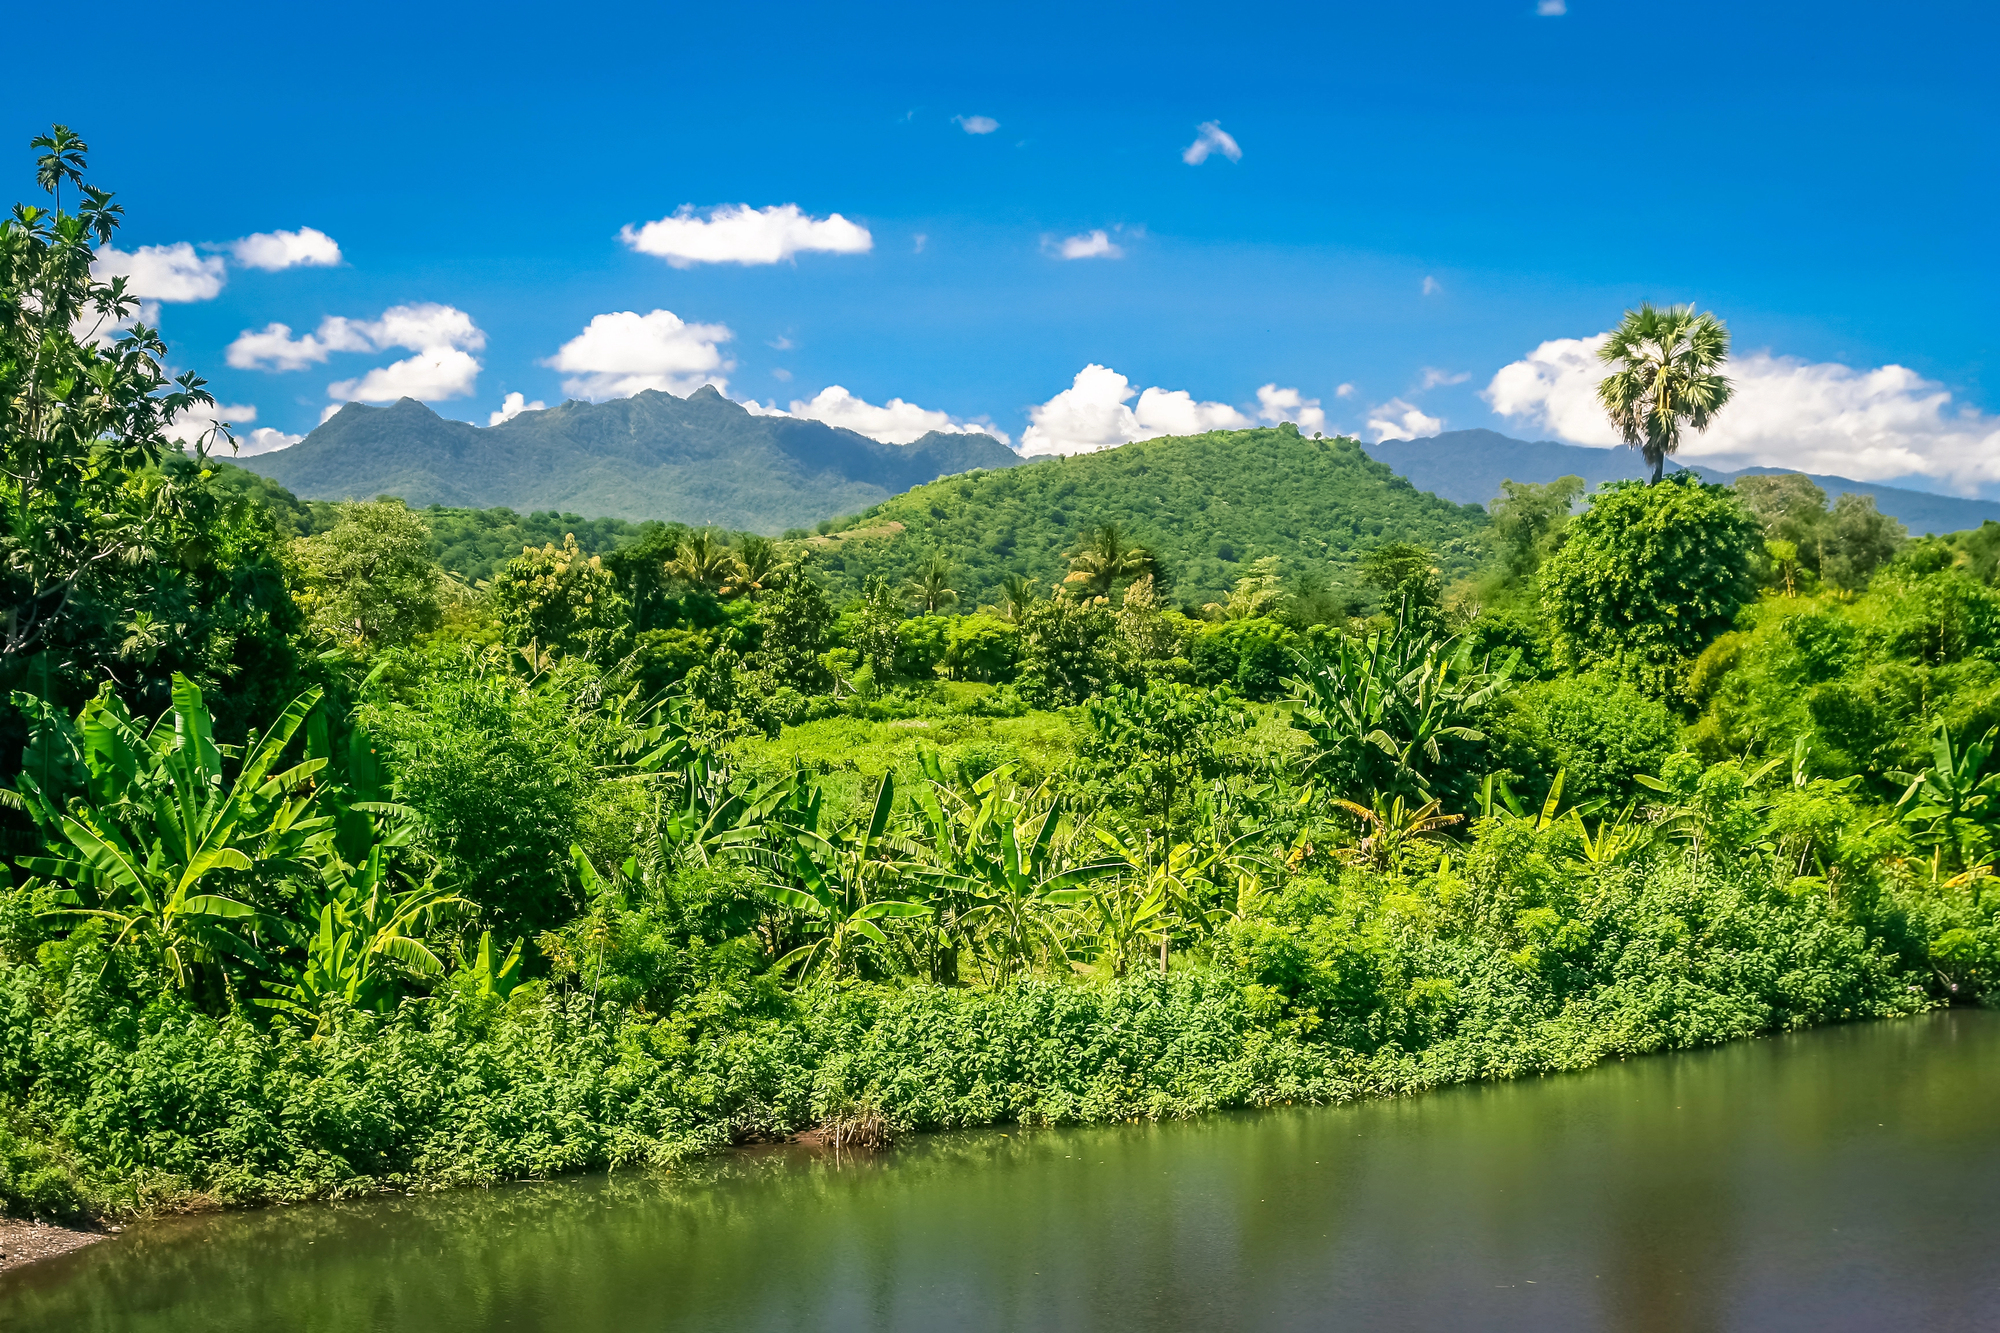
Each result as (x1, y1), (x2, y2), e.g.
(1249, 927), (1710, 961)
(238, 387), (1023, 533)
(1366, 429), (1999, 536)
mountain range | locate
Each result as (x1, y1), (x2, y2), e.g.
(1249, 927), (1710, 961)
(239, 388), (1023, 533)
(1366, 430), (2000, 537)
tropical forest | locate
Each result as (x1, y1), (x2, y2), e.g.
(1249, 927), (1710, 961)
(1, 126), (1997, 1262)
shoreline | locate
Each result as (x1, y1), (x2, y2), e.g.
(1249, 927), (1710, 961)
(0, 1218), (110, 1275)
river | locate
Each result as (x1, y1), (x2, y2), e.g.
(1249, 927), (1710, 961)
(6, 1010), (1998, 1332)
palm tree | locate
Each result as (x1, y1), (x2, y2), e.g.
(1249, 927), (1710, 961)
(1065, 522), (1155, 598)
(1595, 303), (1734, 484)
(905, 553), (958, 613)
(729, 535), (778, 598)
(997, 573), (1038, 623)
(666, 530), (736, 591)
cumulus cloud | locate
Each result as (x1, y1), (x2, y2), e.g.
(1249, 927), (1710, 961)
(1256, 384), (1328, 435)
(1367, 398), (1444, 442)
(329, 349), (482, 403)
(314, 303), (488, 403)
(231, 304), (483, 392)
(227, 227), (341, 271)
(1020, 365), (1268, 455)
(546, 309), (734, 399)
(1335, 383), (1357, 398)
(489, 391), (547, 426)
(1182, 121), (1242, 165)
(92, 243), (226, 302)
(1135, 387), (1250, 436)
(1051, 229), (1124, 260)
(1419, 367), (1471, 390)
(621, 204), (872, 268)
(1485, 333), (2000, 493)
(774, 385), (1010, 446)
(955, 114), (999, 134)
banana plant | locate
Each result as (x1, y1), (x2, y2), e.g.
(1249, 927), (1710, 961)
(256, 844), (463, 1023)
(1892, 723), (2000, 869)
(1085, 826), (1217, 974)
(462, 929), (526, 999)
(767, 774), (930, 979)
(1330, 792), (1464, 873)
(21, 676), (330, 992)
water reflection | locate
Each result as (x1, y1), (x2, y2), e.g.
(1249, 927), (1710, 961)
(7, 1011), (1999, 1332)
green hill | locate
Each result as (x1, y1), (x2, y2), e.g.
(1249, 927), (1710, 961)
(806, 425), (1490, 608)
(238, 387), (1024, 534)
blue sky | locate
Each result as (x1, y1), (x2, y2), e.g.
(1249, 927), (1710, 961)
(12, 1), (1997, 492)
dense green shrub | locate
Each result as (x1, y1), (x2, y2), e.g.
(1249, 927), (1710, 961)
(1490, 672), (1679, 807)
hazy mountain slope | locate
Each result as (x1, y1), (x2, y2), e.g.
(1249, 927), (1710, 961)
(1367, 429), (2000, 536)
(811, 425), (1489, 607)
(238, 388), (1023, 532)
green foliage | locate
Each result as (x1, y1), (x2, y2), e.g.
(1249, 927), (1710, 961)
(1735, 474), (1906, 591)
(812, 427), (1487, 609)
(1287, 610), (1511, 805)
(894, 615), (952, 679)
(363, 659), (594, 936)
(1486, 476), (1584, 580)
(943, 614), (1019, 682)
(754, 566), (835, 692)
(1080, 683), (1251, 828)
(1490, 673), (1679, 809)
(1016, 596), (1117, 706)
(287, 500), (446, 651)
(489, 534), (630, 655)
(1540, 474), (1760, 697)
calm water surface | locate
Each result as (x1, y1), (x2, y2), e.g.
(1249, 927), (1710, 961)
(7, 1011), (2000, 1332)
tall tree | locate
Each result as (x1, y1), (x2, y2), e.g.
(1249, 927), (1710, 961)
(1064, 522), (1157, 599)
(1, 126), (226, 662)
(1595, 303), (1734, 484)
(905, 552), (958, 613)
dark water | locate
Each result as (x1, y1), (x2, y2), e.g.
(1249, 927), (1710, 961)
(8, 1011), (2000, 1332)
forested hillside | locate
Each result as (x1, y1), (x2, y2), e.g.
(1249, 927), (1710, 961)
(811, 425), (1489, 607)
(239, 390), (1022, 532)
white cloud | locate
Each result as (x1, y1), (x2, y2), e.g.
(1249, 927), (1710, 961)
(1020, 365), (1258, 455)
(1182, 121), (1242, 165)
(329, 349), (482, 403)
(237, 427), (303, 456)
(489, 391), (546, 426)
(620, 204), (872, 268)
(319, 404), (342, 424)
(221, 303), (483, 403)
(1335, 383), (1357, 398)
(1256, 384), (1328, 435)
(1022, 365), (1146, 455)
(771, 367), (793, 382)
(1419, 367), (1471, 390)
(1367, 398), (1444, 442)
(1135, 387), (1250, 436)
(546, 309), (734, 399)
(92, 243), (226, 302)
(913, 233), (928, 253)
(227, 320), (364, 371)
(1421, 275), (1442, 296)
(1537, 0), (1567, 14)
(1051, 229), (1124, 260)
(1485, 333), (2000, 493)
(955, 114), (999, 134)
(319, 303), (487, 403)
(776, 385), (1010, 446)
(227, 227), (341, 271)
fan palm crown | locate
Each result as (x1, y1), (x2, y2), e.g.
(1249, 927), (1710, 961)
(1595, 303), (1733, 484)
